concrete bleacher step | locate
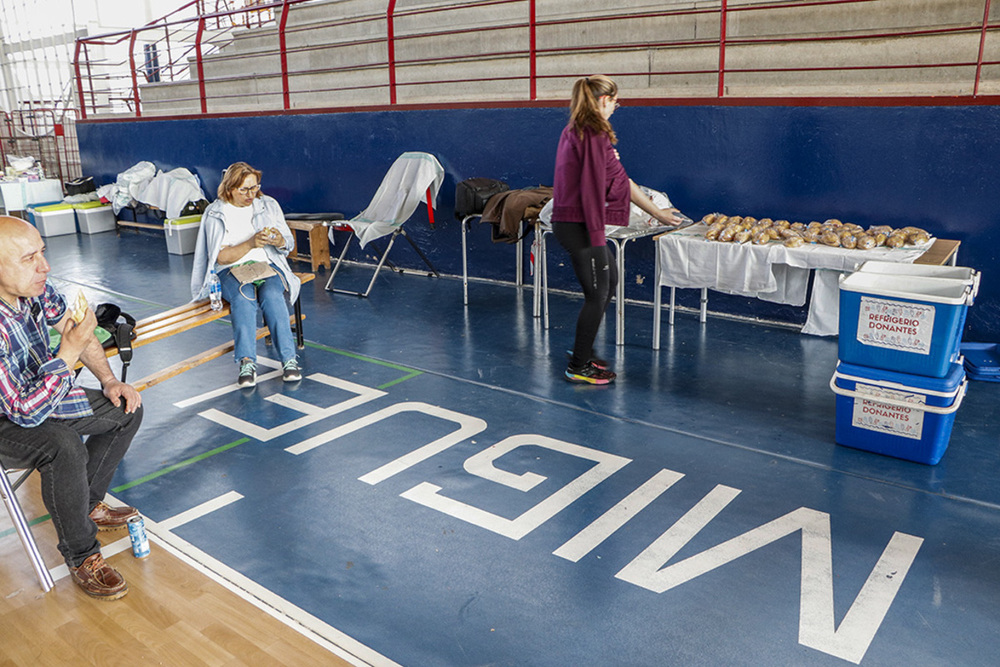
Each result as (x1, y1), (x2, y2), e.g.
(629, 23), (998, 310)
(136, 0), (1000, 114)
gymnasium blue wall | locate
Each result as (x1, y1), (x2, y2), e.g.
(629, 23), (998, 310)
(77, 103), (1000, 341)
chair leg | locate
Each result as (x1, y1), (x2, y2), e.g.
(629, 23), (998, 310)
(462, 217), (469, 305)
(293, 297), (305, 349)
(325, 233), (355, 291)
(1, 467), (54, 593)
(328, 231), (399, 298)
(400, 229), (440, 277)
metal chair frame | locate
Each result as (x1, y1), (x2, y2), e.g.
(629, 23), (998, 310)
(326, 223), (439, 298)
(1, 462), (55, 592)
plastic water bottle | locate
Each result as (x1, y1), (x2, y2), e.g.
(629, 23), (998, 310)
(208, 269), (223, 311)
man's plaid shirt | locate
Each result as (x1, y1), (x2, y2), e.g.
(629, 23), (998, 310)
(0, 282), (92, 428)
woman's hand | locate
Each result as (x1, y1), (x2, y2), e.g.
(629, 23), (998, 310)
(654, 208), (686, 226)
(252, 228), (283, 248)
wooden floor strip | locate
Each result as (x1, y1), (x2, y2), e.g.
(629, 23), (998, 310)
(1, 475), (358, 667)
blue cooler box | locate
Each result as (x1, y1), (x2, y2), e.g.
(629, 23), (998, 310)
(839, 272), (976, 378)
(831, 360), (966, 464)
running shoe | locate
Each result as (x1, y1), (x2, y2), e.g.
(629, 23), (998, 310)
(238, 359), (257, 387)
(565, 350), (610, 370)
(283, 359), (303, 382)
(564, 362), (616, 385)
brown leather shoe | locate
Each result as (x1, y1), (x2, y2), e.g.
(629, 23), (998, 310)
(70, 553), (128, 600)
(88, 501), (139, 531)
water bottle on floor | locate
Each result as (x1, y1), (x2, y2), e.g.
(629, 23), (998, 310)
(209, 269), (223, 311)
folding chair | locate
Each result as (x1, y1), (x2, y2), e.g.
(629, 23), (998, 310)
(1, 462), (55, 592)
(326, 152), (445, 297)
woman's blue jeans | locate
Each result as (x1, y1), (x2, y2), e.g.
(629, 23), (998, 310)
(218, 266), (297, 365)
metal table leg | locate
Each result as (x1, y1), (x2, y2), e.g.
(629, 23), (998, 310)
(610, 237), (628, 346)
(653, 244), (662, 350)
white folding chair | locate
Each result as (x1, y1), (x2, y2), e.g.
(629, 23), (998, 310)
(326, 152), (445, 297)
(1, 462), (55, 592)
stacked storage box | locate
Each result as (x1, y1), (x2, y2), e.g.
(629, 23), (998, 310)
(831, 261), (978, 464)
(961, 343), (1000, 382)
(164, 215), (202, 255)
(73, 201), (116, 234)
(26, 203), (76, 237)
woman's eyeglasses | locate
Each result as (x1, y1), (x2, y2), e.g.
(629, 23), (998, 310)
(237, 184), (261, 195)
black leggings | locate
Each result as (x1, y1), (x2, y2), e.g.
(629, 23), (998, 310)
(552, 222), (617, 369)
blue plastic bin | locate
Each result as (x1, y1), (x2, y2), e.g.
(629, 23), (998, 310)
(839, 272), (976, 378)
(831, 360), (966, 464)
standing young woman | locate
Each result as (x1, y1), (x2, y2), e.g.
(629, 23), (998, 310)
(191, 162), (302, 387)
(552, 75), (683, 384)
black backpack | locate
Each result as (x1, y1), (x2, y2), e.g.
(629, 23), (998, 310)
(95, 303), (137, 381)
(454, 178), (509, 219)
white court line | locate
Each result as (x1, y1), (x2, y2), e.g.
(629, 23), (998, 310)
(197, 374), (387, 442)
(173, 357), (283, 409)
(155, 490), (244, 531)
(50, 492), (401, 667)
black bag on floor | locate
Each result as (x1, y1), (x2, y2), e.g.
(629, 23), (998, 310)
(65, 176), (96, 195)
(455, 178), (509, 219)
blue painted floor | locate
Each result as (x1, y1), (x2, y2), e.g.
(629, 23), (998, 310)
(45, 230), (1000, 666)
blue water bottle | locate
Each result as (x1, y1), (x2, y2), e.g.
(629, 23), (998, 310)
(208, 269), (223, 311)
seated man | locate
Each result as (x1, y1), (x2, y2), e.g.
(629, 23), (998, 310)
(0, 216), (143, 600)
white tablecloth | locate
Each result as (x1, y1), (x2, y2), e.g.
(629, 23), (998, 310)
(656, 225), (931, 335)
(0, 179), (63, 213)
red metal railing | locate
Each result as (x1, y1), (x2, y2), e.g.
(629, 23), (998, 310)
(0, 109), (81, 184)
(73, 0), (1000, 119)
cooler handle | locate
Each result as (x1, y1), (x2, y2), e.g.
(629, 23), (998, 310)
(829, 374), (967, 415)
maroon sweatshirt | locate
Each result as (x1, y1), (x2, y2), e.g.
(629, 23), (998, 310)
(551, 124), (630, 247)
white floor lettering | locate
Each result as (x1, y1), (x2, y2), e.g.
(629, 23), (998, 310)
(201, 373), (387, 441)
(617, 503), (923, 663)
(170, 370), (926, 661)
(400, 434), (629, 540)
(554, 468), (685, 562)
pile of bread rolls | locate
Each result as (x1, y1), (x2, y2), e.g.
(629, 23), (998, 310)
(699, 213), (931, 249)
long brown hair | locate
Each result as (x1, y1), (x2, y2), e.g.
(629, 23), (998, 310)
(218, 162), (263, 203)
(569, 75), (618, 144)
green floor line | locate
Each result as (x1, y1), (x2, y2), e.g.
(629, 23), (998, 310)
(3, 437), (252, 538)
(378, 371), (423, 390)
(0, 515), (50, 539)
(305, 341), (423, 388)
(4, 346), (416, 539)
(112, 437), (251, 493)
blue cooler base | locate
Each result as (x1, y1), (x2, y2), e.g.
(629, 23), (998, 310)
(833, 360), (966, 465)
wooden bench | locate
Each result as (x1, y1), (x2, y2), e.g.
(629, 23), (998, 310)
(284, 213), (345, 273)
(96, 272), (315, 392)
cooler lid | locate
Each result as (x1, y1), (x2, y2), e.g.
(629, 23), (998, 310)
(30, 202), (74, 212)
(834, 359), (966, 395)
(857, 260), (977, 284)
(840, 272), (974, 305)
(165, 215), (202, 226)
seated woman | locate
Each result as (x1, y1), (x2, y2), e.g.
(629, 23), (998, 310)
(191, 162), (302, 387)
